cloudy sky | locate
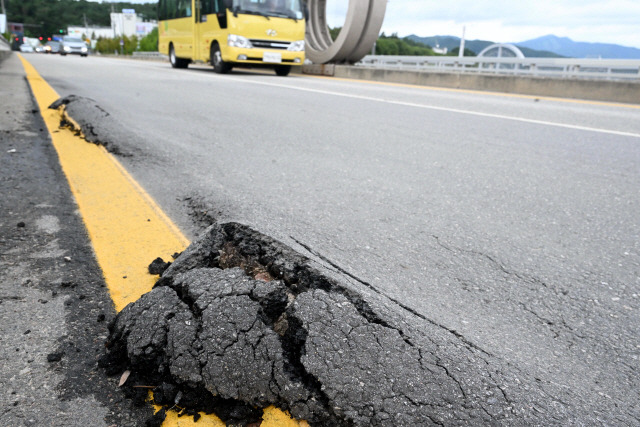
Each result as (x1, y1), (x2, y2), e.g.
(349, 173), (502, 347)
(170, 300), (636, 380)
(326, 0), (640, 48)
(122, 0), (640, 48)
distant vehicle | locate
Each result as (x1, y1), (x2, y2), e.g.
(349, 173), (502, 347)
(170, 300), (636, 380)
(19, 44), (34, 53)
(60, 36), (89, 57)
(158, 0), (306, 76)
(44, 41), (61, 54)
(35, 45), (45, 53)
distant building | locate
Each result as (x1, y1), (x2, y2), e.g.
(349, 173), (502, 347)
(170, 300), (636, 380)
(110, 9), (157, 38)
(67, 9), (157, 41)
(67, 26), (113, 40)
(432, 44), (448, 55)
(7, 22), (23, 34)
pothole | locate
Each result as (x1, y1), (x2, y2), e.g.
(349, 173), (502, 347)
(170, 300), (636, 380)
(101, 222), (521, 426)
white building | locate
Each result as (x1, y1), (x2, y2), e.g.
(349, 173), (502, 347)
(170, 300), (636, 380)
(110, 10), (157, 38)
(432, 44), (448, 55)
(67, 26), (113, 40)
(67, 9), (156, 41)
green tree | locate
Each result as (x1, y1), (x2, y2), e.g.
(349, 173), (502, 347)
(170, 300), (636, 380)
(375, 33), (436, 56)
(449, 47), (477, 57)
(95, 35), (138, 55)
(138, 28), (158, 52)
(4, 0), (156, 38)
(329, 27), (341, 41)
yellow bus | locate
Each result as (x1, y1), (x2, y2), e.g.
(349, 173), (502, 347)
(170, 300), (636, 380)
(158, 0), (306, 76)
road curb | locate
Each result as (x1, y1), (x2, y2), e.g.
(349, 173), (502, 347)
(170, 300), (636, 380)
(302, 63), (640, 105)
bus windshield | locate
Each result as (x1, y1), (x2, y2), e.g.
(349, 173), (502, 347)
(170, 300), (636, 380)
(231, 0), (304, 20)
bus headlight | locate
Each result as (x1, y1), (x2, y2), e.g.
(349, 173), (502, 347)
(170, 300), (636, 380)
(287, 40), (305, 52)
(228, 34), (253, 49)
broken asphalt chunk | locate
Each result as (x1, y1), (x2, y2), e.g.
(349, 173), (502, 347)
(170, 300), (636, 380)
(103, 222), (575, 426)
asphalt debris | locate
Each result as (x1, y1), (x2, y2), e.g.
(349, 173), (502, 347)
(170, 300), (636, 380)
(47, 352), (64, 363)
(148, 257), (172, 275)
(48, 94), (133, 157)
(102, 222), (585, 426)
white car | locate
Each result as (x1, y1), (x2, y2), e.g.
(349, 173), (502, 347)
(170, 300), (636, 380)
(19, 44), (34, 53)
(60, 36), (89, 57)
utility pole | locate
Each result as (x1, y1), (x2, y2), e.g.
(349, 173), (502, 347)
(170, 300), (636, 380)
(459, 26), (466, 58)
(1, 0), (6, 16)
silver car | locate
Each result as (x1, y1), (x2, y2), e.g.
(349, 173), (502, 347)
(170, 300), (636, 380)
(60, 36), (89, 57)
(19, 44), (35, 53)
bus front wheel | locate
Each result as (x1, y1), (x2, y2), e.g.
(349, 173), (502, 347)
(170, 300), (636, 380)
(274, 65), (291, 76)
(211, 43), (232, 74)
(169, 44), (189, 69)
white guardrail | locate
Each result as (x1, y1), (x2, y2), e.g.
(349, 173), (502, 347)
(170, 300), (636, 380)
(356, 55), (640, 81)
(131, 51), (169, 60)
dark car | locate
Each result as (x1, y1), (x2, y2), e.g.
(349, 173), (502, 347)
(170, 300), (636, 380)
(60, 36), (89, 57)
(44, 41), (61, 54)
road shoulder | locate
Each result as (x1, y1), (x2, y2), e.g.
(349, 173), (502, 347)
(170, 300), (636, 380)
(0, 53), (151, 426)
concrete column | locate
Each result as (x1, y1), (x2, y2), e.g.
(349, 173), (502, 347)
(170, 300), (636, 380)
(306, 0), (387, 64)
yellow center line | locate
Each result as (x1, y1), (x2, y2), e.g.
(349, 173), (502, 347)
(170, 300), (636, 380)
(18, 54), (306, 427)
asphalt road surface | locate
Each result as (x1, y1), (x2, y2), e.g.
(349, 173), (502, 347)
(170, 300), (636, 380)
(14, 53), (640, 424)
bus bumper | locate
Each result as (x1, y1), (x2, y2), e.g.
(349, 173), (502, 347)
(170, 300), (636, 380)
(223, 46), (304, 66)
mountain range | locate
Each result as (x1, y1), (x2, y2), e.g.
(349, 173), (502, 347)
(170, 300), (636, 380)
(407, 34), (640, 59)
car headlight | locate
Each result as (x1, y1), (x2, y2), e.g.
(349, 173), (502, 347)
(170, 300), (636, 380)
(287, 40), (305, 52)
(81, 47), (88, 52)
(228, 34), (253, 49)
(64, 46), (71, 51)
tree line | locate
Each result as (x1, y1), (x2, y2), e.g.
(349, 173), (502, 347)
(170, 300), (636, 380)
(330, 29), (475, 57)
(376, 33), (477, 56)
(3, 0), (157, 38)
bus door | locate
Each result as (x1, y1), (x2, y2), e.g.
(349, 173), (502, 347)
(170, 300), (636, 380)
(195, 0), (227, 62)
(193, 0), (201, 60)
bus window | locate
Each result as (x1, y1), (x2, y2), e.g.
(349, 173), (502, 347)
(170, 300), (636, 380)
(159, 0), (183, 20)
(200, 0), (229, 28)
(201, 0), (218, 14)
(178, 0), (192, 18)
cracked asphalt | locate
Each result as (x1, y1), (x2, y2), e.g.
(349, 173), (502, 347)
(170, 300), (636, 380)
(3, 52), (640, 425)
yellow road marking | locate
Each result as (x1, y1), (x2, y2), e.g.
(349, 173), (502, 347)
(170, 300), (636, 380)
(155, 405), (306, 427)
(19, 54), (189, 312)
(19, 54), (307, 427)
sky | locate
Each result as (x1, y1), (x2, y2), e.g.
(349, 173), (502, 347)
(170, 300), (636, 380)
(112, 0), (640, 49)
(327, 0), (640, 49)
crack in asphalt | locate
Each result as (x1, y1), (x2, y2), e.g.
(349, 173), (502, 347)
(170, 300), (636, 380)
(430, 234), (597, 343)
(431, 234), (550, 289)
(104, 222), (565, 425)
(48, 95), (133, 157)
(290, 236), (494, 358)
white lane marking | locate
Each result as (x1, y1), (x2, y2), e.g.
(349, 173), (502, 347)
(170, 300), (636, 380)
(224, 75), (640, 139)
